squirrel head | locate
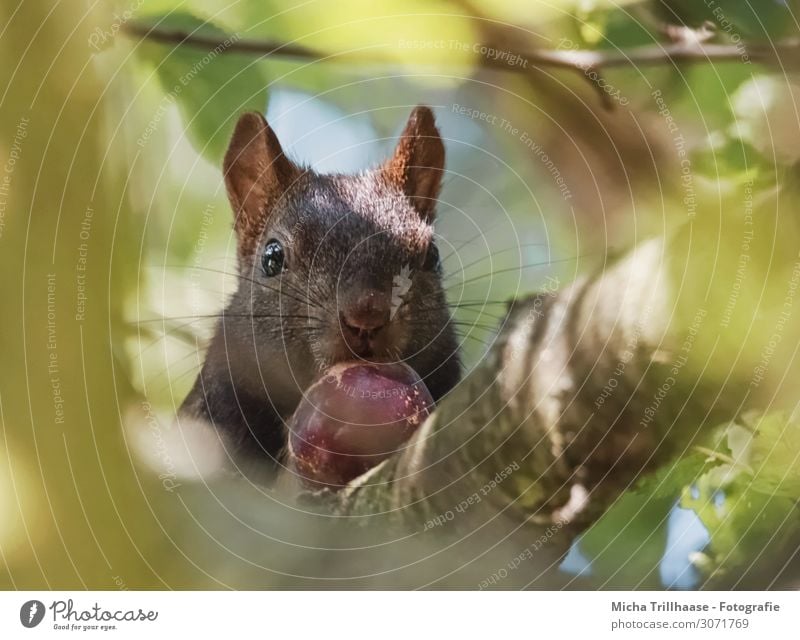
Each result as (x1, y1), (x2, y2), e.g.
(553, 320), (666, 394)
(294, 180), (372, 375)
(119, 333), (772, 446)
(223, 105), (444, 260)
(220, 106), (459, 393)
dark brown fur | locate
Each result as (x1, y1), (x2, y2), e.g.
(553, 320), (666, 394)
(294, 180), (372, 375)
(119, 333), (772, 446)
(178, 107), (462, 470)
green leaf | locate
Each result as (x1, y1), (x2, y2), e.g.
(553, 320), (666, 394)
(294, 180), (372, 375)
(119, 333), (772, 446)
(136, 11), (269, 164)
(578, 456), (707, 587)
(682, 481), (798, 582)
(746, 411), (800, 499)
(681, 411), (800, 583)
(654, 0), (799, 40)
(575, 2), (609, 46)
(579, 492), (672, 587)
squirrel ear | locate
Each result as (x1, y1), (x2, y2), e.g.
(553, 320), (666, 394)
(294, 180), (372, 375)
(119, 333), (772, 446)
(223, 112), (298, 236)
(382, 106), (445, 221)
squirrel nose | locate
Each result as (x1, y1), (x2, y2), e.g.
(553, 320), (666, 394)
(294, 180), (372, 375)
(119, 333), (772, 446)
(340, 290), (390, 335)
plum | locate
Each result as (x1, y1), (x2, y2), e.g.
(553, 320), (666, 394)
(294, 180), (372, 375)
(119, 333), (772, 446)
(287, 361), (434, 489)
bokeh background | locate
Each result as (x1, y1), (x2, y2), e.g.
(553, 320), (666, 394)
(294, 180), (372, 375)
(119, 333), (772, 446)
(2, 0), (800, 588)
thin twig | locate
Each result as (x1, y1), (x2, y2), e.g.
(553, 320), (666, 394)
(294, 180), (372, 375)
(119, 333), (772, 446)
(122, 20), (797, 74)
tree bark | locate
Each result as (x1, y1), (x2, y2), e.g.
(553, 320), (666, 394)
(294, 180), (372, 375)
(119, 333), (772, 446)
(318, 206), (800, 584)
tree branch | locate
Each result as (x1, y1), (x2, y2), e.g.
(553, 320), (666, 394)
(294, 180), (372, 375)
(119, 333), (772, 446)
(290, 205), (800, 586)
(123, 20), (796, 75)
(121, 17), (800, 586)
(324, 238), (684, 575)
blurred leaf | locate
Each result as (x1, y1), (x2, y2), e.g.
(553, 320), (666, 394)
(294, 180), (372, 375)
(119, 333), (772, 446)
(579, 456), (707, 587)
(236, 0), (478, 76)
(136, 11), (269, 164)
(683, 482), (798, 581)
(575, 1), (609, 45)
(634, 455), (711, 499)
(746, 411), (800, 499)
(691, 137), (770, 188)
(655, 0), (799, 40)
(731, 75), (800, 166)
(580, 493), (673, 587)
(682, 412), (800, 582)
(599, 9), (661, 50)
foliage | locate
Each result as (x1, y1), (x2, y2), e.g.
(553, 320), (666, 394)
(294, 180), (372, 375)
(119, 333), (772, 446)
(2, 0), (800, 588)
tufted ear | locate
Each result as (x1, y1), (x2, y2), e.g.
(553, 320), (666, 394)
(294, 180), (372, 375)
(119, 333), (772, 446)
(223, 112), (299, 241)
(381, 106), (445, 221)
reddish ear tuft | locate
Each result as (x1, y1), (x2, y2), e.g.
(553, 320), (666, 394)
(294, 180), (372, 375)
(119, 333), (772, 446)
(223, 112), (299, 253)
(382, 106), (445, 221)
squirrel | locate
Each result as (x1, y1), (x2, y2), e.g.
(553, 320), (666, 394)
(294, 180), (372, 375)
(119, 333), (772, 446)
(178, 106), (462, 472)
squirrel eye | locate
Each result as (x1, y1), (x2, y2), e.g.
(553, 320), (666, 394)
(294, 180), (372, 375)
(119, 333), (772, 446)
(262, 239), (285, 277)
(422, 242), (440, 271)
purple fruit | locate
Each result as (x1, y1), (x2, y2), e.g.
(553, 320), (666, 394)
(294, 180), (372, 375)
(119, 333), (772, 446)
(288, 362), (434, 488)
